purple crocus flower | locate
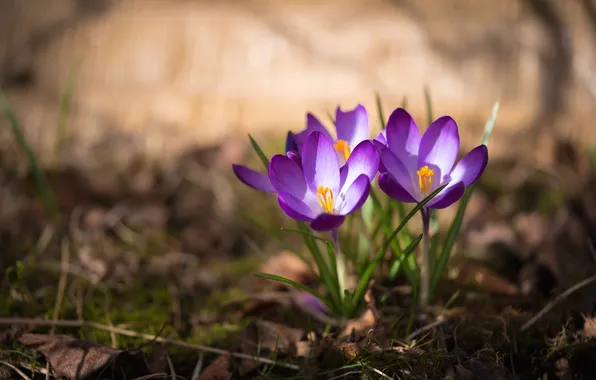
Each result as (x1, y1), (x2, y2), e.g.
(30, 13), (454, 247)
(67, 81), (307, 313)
(269, 131), (379, 231)
(232, 132), (299, 193)
(378, 108), (488, 209)
(289, 104), (369, 165)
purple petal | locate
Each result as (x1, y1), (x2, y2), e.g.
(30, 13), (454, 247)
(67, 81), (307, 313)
(427, 181), (465, 209)
(338, 174), (371, 215)
(378, 172), (417, 203)
(310, 214), (346, 231)
(335, 104), (369, 147)
(268, 154), (308, 199)
(277, 191), (316, 221)
(339, 141), (379, 192)
(386, 108), (421, 172)
(417, 116), (460, 181)
(301, 131), (340, 194)
(380, 147), (417, 200)
(373, 129), (387, 146)
(449, 145), (488, 186)
(286, 150), (303, 170)
(292, 113), (334, 151)
(294, 292), (330, 315)
(232, 164), (275, 193)
(285, 131), (298, 152)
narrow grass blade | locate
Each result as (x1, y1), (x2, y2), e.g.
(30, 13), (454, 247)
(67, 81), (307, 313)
(254, 273), (328, 307)
(55, 63), (79, 163)
(481, 102), (499, 146)
(388, 233), (423, 280)
(429, 101), (499, 300)
(248, 134), (270, 170)
(280, 228), (328, 243)
(327, 111), (335, 126)
(401, 95), (408, 109)
(324, 240), (339, 286)
(375, 92), (386, 131)
(423, 85), (433, 125)
(349, 184), (447, 313)
(0, 90), (58, 217)
(296, 221), (343, 313)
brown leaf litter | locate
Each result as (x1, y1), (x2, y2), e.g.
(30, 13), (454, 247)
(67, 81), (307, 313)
(17, 333), (150, 380)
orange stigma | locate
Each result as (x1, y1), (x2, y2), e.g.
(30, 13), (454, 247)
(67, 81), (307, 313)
(317, 186), (334, 213)
(333, 139), (351, 161)
(417, 166), (435, 196)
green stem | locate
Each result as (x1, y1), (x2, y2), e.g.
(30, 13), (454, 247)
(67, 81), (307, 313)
(331, 228), (346, 303)
(419, 207), (431, 307)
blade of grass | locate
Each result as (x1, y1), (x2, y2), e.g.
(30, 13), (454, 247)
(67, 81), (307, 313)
(429, 101), (499, 300)
(55, 63), (79, 163)
(349, 184), (447, 313)
(423, 85), (433, 125)
(0, 90), (58, 217)
(296, 221), (343, 313)
(280, 228), (328, 244)
(248, 134), (269, 170)
(375, 92), (386, 132)
(388, 233), (423, 280)
(254, 273), (329, 307)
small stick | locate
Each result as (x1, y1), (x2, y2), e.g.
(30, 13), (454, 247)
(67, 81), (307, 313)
(405, 316), (447, 343)
(0, 360), (32, 380)
(0, 318), (300, 370)
(521, 273), (596, 331)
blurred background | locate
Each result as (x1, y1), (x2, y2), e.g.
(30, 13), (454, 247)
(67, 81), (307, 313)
(1, 0), (596, 172)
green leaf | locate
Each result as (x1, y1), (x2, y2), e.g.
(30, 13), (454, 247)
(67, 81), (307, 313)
(429, 101), (499, 300)
(55, 62), (79, 163)
(349, 183), (448, 313)
(388, 234), (422, 280)
(6, 261), (24, 286)
(401, 95), (408, 109)
(254, 273), (328, 307)
(295, 221), (343, 313)
(280, 228), (328, 243)
(423, 85), (433, 125)
(375, 92), (386, 131)
(360, 195), (374, 231)
(0, 90), (59, 217)
(481, 101), (499, 146)
(248, 133), (270, 170)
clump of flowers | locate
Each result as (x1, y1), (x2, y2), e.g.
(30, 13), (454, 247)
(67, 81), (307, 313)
(233, 94), (498, 318)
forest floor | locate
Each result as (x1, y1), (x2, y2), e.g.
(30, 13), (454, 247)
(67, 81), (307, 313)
(2, 131), (596, 380)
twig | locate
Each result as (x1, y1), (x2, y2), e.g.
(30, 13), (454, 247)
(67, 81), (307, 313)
(190, 352), (204, 380)
(166, 355), (176, 380)
(47, 238), (70, 380)
(369, 366), (393, 379)
(0, 360), (32, 380)
(50, 239), (70, 335)
(0, 318), (300, 370)
(405, 316), (447, 343)
(522, 273), (596, 331)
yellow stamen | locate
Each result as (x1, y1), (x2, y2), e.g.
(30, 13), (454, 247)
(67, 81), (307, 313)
(417, 166), (435, 197)
(317, 186), (334, 214)
(333, 139), (351, 161)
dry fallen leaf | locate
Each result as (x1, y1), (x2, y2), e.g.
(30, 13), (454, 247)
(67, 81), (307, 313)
(198, 354), (232, 380)
(18, 333), (149, 380)
(258, 251), (314, 288)
(243, 320), (304, 357)
(583, 315), (596, 339)
(452, 262), (520, 296)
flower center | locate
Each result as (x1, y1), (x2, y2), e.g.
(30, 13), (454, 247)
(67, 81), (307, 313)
(333, 139), (351, 161)
(417, 166), (435, 197)
(317, 186), (334, 214)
